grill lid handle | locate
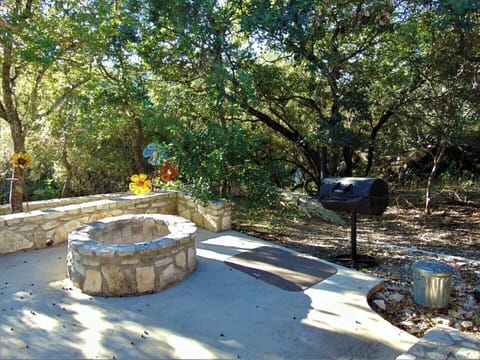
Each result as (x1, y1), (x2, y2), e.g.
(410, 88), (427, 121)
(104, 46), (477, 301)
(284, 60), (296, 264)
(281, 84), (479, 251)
(332, 183), (353, 194)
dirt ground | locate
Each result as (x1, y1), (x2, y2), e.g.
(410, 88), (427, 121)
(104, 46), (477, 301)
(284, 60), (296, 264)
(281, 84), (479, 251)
(232, 188), (480, 339)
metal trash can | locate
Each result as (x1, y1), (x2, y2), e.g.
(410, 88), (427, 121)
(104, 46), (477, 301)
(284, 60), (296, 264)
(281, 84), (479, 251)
(412, 260), (454, 308)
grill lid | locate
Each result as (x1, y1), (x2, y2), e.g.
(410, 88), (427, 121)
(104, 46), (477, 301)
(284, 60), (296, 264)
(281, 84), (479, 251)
(319, 177), (388, 215)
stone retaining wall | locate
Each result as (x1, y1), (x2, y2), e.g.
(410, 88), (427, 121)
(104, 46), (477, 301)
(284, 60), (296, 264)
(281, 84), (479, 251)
(0, 191), (231, 255)
(0, 193), (131, 216)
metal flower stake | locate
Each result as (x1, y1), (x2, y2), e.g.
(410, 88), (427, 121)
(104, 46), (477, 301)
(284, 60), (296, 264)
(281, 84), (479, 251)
(7, 152), (32, 213)
(141, 143), (179, 191)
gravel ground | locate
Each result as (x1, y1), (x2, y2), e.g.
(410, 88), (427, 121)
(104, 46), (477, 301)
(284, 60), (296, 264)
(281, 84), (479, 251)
(232, 189), (480, 339)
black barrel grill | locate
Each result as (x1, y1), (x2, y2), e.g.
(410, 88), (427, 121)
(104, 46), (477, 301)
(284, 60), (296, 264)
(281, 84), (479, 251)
(319, 177), (389, 269)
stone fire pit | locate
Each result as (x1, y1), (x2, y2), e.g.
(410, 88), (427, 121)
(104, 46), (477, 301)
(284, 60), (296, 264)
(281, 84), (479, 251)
(67, 214), (197, 296)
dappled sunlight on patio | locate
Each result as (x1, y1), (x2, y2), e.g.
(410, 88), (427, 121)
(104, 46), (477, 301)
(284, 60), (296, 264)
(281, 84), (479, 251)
(161, 328), (229, 359)
(68, 304), (110, 359)
(0, 228), (419, 359)
(19, 309), (58, 332)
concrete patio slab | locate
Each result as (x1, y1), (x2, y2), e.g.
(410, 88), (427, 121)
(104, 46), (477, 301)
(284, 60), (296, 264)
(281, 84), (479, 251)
(0, 229), (418, 359)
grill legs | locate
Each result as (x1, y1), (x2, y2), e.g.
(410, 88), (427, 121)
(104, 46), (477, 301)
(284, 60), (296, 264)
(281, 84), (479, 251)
(333, 211), (377, 269)
(351, 211), (357, 269)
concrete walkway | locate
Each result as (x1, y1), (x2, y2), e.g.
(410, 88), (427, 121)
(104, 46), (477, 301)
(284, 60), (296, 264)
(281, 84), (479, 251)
(0, 229), (418, 359)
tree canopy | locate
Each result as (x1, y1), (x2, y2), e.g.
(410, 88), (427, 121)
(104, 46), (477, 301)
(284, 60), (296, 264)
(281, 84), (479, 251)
(1, 0), (479, 211)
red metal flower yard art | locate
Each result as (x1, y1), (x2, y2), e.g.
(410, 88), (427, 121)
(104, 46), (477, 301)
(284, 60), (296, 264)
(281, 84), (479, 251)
(159, 161), (179, 183)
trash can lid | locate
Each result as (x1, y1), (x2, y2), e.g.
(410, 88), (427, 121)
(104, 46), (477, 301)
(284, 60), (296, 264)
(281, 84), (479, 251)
(412, 259), (454, 276)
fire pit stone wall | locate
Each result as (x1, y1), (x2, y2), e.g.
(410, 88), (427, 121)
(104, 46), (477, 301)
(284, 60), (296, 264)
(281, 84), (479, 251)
(67, 214), (197, 296)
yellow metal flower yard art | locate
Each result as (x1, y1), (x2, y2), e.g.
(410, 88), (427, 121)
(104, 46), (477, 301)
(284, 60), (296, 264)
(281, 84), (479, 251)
(10, 151), (32, 169)
(129, 173), (152, 195)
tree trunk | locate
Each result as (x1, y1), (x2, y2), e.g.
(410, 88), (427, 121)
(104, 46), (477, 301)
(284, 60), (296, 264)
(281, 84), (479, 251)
(132, 115), (145, 174)
(425, 140), (447, 214)
(303, 146), (325, 191)
(9, 165), (25, 213)
(365, 145), (374, 177)
(3, 39), (26, 213)
(342, 146), (353, 176)
(7, 122), (26, 213)
(246, 105), (324, 191)
(320, 146), (328, 181)
(365, 110), (394, 176)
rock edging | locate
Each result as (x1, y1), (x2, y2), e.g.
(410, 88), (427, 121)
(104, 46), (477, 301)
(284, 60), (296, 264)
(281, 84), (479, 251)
(397, 325), (480, 360)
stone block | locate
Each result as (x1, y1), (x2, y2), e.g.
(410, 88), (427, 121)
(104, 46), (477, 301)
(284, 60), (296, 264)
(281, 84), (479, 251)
(77, 244), (95, 256)
(121, 258), (139, 265)
(82, 256), (100, 267)
(0, 230), (33, 254)
(3, 217), (20, 225)
(89, 212), (112, 222)
(187, 247), (196, 272)
(202, 214), (219, 232)
(19, 223), (38, 232)
(103, 230), (114, 244)
(78, 216), (90, 224)
(175, 250), (186, 268)
(138, 204), (150, 209)
(116, 245), (135, 256)
(46, 229), (55, 241)
(160, 264), (175, 288)
(80, 206), (96, 214)
(97, 247), (116, 258)
(53, 219), (81, 245)
(138, 245), (157, 256)
(20, 213), (44, 223)
(178, 208), (191, 220)
(142, 219), (157, 239)
(102, 265), (136, 295)
(191, 213), (204, 228)
(121, 226), (132, 239)
(222, 216), (232, 231)
(64, 207), (81, 216)
(84, 270), (102, 293)
(195, 204), (206, 216)
(136, 266), (155, 293)
(111, 228), (122, 243)
(155, 257), (172, 268)
(74, 263), (86, 276)
(33, 232), (47, 248)
(132, 234), (144, 243)
(94, 203), (110, 212)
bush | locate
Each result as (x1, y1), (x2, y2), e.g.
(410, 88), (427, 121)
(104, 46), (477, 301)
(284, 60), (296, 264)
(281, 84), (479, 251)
(166, 121), (278, 208)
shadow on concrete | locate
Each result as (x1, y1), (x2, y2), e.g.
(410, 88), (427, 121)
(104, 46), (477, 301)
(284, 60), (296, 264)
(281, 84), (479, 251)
(0, 230), (414, 359)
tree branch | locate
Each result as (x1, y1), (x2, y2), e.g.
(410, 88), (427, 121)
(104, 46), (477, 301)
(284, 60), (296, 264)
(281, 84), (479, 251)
(38, 77), (91, 118)
(0, 101), (7, 121)
(246, 105), (301, 144)
(98, 63), (121, 85)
